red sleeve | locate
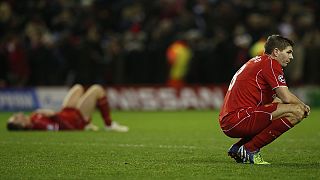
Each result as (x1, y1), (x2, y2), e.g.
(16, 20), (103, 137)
(262, 59), (287, 89)
(30, 113), (59, 130)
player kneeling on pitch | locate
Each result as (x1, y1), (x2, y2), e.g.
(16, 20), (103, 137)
(7, 84), (128, 132)
(219, 35), (310, 164)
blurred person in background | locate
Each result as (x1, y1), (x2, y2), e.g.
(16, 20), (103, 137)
(1, 33), (30, 87)
(7, 84), (129, 132)
(25, 20), (63, 86)
(0, 0), (319, 86)
(166, 39), (192, 88)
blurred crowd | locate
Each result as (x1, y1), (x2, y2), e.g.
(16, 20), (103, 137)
(0, 0), (320, 87)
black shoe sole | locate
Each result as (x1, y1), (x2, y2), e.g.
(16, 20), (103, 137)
(228, 151), (243, 163)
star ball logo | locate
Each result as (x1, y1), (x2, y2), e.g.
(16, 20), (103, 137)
(278, 75), (286, 83)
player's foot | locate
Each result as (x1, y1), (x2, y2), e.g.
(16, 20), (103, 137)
(238, 145), (270, 165)
(227, 144), (242, 163)
(105, 121), (129, 132)
(84, 123), (99, 131)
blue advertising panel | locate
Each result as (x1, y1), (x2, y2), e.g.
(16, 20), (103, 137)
(0, 89), (39, 111)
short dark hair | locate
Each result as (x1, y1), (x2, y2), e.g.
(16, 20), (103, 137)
(264, 35), (294, 55)
(7, 122), (27, 131)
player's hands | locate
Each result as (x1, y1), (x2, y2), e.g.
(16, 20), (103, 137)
(303, 104), (310, 118)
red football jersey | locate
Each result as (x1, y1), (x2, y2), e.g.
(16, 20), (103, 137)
(30, 108), (88, 130)
(219, 55), (287, 120)
(30, 113), (58, 130)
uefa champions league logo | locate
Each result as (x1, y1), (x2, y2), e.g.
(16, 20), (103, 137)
(278, 75), (286, 83)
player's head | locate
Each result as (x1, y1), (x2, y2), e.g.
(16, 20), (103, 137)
(264, 35), (294, 54)
(7, 112), (31, 131)
(264, 35), (294, 67)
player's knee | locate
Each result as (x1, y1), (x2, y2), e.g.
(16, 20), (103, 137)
(72, 84), (84, 93)
(91, 84), (103, 91)
(88, 84), (105, 96)
(73, 84), (83, 88)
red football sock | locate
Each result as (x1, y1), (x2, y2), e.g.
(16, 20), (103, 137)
(96, 96), (112, 126)
(244, 118), (294, 152)
(235, 137), (252, 147)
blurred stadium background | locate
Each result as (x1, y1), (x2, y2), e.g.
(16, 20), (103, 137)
(1, 0), (320, 111)
(1, 1), (320, 179)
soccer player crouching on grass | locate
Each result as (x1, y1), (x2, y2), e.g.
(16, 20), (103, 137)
(7, 84), (128, 132)
(219, 35), (310, 164)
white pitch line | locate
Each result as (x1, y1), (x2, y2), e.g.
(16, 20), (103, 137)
(117, 143), (199, 149)
(0, 141), (202, 150)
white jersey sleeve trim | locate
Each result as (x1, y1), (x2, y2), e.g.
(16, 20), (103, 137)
(272, 85), (288, 90)
(270, 59), (280, 87)
(255, 69), (263, 107)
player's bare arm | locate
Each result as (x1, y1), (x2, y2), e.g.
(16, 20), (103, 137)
(275, 87), (311, 115)
(270, 87), (310, 125)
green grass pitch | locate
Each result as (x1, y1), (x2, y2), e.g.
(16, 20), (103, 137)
(0, 109), (320, 179)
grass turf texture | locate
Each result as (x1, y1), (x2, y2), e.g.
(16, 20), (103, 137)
(0, 110), (320, 179)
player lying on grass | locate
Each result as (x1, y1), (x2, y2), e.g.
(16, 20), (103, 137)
(219, 35), (310, 164)
(7, 84), (128, 132)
